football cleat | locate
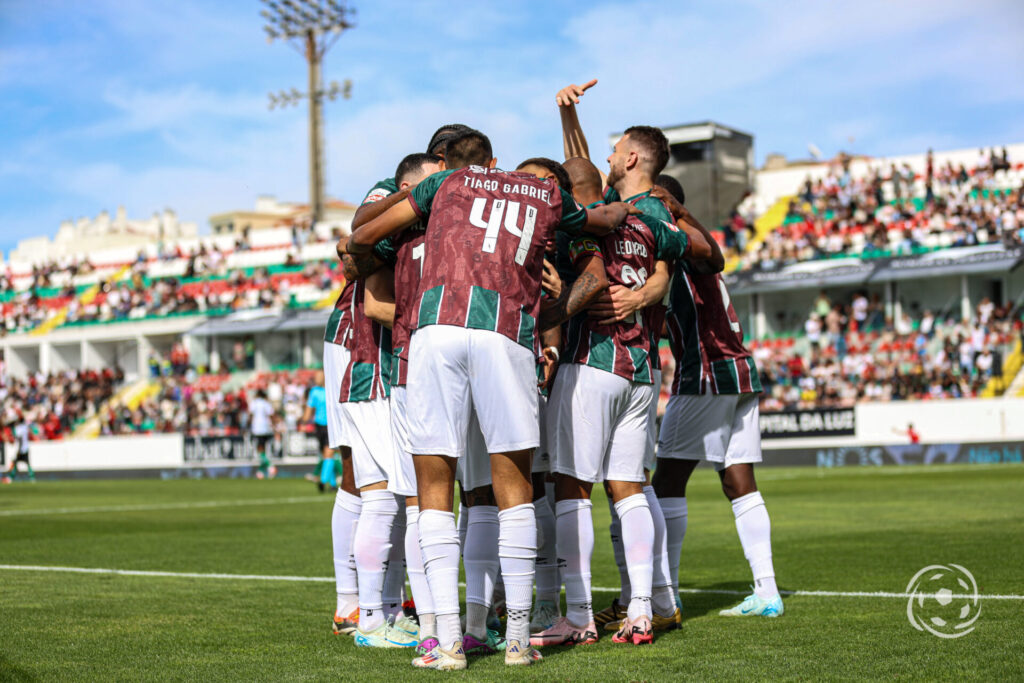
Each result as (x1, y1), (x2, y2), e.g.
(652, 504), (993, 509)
(392, 615), (420, 640)
(594, 598), (628, 631)
(503, 639), (543, 666)
(719, 593), (784, 617)
(332, 608), (358, 635)
(402, 599), (418, 620)
(529, 617), (598, 647)
(529, 599), (561, 633)
(612, 615), (654, 645)
(602, 607), (681, 633)
(354, 616), (418, 648)
(416, 636), (440, 657)
(463, 628), (505, 655)
(412, 640), (468, 670)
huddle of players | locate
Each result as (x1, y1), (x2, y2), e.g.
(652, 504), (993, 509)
(321, 80), (782, 671)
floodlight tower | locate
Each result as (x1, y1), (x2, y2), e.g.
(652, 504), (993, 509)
(262, 0), (355, 227)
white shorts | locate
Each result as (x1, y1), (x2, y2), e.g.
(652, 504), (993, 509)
(657, 393), (762, 470)
(387, 386), (418, 497)
(456, 409), (492, 492)
(533, 393), (550, 474)
(341, 397), (395, 489)
(408, 326), (540, 462)
(323, 341), (350, 448)
(548, 363), (654, 484)
(643, 369), (661, 472)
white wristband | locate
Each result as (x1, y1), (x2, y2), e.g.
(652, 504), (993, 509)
(543, 346), (560, 362)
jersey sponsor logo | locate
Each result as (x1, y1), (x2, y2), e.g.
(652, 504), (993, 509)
(362, 188), (390, 204)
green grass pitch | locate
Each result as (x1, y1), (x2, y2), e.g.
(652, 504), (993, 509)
(1, 464), (1022, 681)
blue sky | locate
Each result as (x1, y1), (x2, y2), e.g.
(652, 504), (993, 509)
(2, 0), (1023, 256)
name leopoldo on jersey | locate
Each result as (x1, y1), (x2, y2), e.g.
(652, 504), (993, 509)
(462, 175), (552, 203)
(614, 239), (648, 257)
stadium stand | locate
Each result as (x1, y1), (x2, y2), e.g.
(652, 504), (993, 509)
(733, 149), (1024, 271)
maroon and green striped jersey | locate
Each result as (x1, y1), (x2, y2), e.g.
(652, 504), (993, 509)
(338, 278), (393, 402)
(665, 264), (762, 395)
(372, 221), (425, 387)
(604, 187), (673, 370)
(406, 167), (588, 349)
(564, 214), (689, 384)
(323, 280), (355, 345)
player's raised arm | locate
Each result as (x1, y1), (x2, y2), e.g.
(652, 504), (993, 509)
(556, 79), (597, 161)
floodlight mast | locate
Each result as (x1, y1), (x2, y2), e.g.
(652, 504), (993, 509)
(262, 0), (355, 228)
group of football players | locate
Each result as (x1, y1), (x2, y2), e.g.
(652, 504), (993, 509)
(320, 79), (781, 671)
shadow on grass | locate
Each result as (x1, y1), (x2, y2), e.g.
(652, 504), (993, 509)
(677, 581), (754, 620)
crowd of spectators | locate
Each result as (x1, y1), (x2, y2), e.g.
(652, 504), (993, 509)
(99, 368), (320, 439)
(0, 366), (125, 443)
(2, 226), (345, 337)
(756, 291), (1022, 410)
(740, 148), (1024, 271)
(60, 260), (340, 326)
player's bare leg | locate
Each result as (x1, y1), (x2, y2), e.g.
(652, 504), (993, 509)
(718, 464), (782, 617)
(489, 449), (543, 665)
(332, 447), (361, 634)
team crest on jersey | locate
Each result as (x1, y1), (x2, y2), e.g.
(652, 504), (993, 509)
(363, 188), (391, 204)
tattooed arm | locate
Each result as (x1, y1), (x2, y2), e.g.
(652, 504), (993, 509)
(340, 251), (383, 282)
(539, 252), (608, 331)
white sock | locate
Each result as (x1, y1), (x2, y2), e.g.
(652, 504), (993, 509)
(332, 489), (361, 616)
(419, 509), (462, 650)
(555, 498), (593, 626)
(382, 504), (407, 619)
(644, 486), (675, 617)
(464, 505), (499, 637)
(732, 491), (778, 598)
(615, 493), (654, 620)
(404, 505), (435, 637)
(607, 496), (631, 604)
(457, 499), (468, 552)
(498, 503), (537, 645)
(354, 489), (398, 631)
(659, 496), (688, 596)
(534, 494), (560, 604)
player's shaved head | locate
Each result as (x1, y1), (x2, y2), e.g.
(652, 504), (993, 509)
(427, 124), (472, 156)
(563, 156), (603, 206)
(443, 129), (493, 169)
(655, 173), (686, 207)
(516, 157), (572, 193)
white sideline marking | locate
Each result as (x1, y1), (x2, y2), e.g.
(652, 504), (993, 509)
(0, 496), (325, 517)
(0, 564), (1021, 600)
